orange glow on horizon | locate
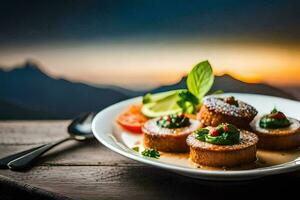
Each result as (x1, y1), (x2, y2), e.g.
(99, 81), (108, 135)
(0, 40), (299, 89)
(214, 71), (262, 84)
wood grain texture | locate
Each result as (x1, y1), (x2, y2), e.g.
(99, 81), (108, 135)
(1, 121), (300, 200)
(0, 121), (139, 166)
(0, 141), (139, 167)
(0, 121), (68, 145)
(1, 165), (300, 200)
(0, 174), (71, 200)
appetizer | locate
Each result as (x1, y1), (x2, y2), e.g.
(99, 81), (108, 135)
(113, 59), (300, 171)
(197, 96), (257, 130)
(187, 123), (258, 167)
(251, 108), (300, 150)
(142, 113), (201, 152)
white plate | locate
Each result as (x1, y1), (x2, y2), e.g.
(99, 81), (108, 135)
(92, 93), (300, 181)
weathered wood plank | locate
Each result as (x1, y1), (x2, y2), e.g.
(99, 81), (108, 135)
(0, 121), (69, 145)
(0, 166), (192, 200)
(0, 141), (140, 166)
(1, 165), (300, 200)
(0, 121), (140, 166)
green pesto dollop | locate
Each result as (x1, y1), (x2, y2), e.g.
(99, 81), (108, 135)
(195, 123), (240, 145)
(259, 108), (290, 129)
(157, 113), (191, 129)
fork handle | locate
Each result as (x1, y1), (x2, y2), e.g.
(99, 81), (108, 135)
(8, 137), (71, 171)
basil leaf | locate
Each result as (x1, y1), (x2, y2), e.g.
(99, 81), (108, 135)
(187, 61), (214, 100)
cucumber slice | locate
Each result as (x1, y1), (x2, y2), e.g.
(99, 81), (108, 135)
(141, 90), (184, 118)
(143, 90), (180, 104)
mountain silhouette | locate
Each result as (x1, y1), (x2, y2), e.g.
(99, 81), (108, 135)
(0, 98), (58, 120)
(0, 61), (297, 119)
(151, 75), (295, 99)
(0, 61), (131, 119)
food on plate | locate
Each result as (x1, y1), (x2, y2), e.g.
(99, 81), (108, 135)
(187, 123), (258, 167)
(132, 146), (140, 152)
(109, 59), (300, 172)
(197, 96), (257, 130)
(251, 108), (300, 150)
(142, 113), (201, 152)
(117, 105), (148, 133)
(142, 90), (184, 118)
(141, 148), (160, 159)
(142, 61), (214, 118)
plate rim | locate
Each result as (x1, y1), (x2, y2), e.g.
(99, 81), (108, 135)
(92, 93), (300, 179)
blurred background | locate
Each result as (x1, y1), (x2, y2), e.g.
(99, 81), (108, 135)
(0, 0), (299, 119)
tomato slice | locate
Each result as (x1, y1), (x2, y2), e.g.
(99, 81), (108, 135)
(117, 105), (148, 133)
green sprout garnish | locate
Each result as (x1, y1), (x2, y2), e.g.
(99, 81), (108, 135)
(141, 148), (160, 159)
(132, 146), (140, 152)
(157, 113), (190, 129)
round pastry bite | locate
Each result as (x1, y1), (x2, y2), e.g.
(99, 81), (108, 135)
(197, 96), (257, 130)
(251, 108), (300, 150)
(187, 123), (258, 167)
(142, 113), (201, 152)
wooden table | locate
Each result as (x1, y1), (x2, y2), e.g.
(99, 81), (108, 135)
(1, 121), (300, 199)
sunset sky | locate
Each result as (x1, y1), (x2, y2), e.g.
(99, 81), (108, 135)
(1, 39), (299, 89)
(0, 0), (299, 89)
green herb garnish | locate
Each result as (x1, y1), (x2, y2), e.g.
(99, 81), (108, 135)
(132, 146), (140, 152)
(271, 107), (278, 114)
(141, 148), (160, 159)
(187, 60), (214, 101)
(141, 61), (214, 117)
(157, 113), (190, 129)
(177, 90), (199, 114)
(195, 123), (240, 145)
(195, 128), (209, 141)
